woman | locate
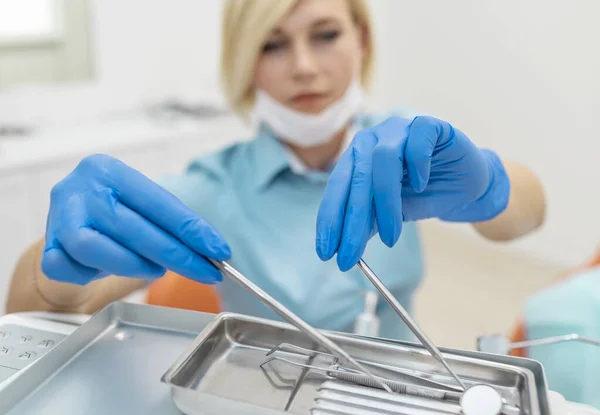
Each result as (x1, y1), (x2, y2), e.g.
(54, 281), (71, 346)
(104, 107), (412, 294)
(6, 0), (545, 340)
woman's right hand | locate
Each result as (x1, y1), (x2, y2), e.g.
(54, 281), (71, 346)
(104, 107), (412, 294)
(41, 154), (231, 285)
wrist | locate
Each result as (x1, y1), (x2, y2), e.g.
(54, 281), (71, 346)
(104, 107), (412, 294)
(34, 239), (94, 310)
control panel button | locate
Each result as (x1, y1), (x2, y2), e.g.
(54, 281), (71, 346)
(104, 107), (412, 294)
(18, 351), (37, 360)
(38, 339), (55, 348)
(20, 335), (33, 344)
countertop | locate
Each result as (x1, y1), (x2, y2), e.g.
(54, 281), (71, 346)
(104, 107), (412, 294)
(0, 109), (250, 175)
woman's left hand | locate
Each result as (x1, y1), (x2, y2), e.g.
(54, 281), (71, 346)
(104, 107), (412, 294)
(316, 115), (510, 271)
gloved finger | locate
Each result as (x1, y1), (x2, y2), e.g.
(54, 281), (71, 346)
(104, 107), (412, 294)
(44, 194), (153, 284)
(58, 226), (167, 281)
(316, 145), (355, 261)
(371, 119), (409, 247)
(336, 130), (378, 271)
(88, 194), (223, 283)
(80, 155), (231, 261)
(405, 116), (442, 193)
(41, 246), (101, 285)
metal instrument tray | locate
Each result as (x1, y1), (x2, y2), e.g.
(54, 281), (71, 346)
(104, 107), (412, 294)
(0, 302), (220, 415)
(162, 312), (551, 415)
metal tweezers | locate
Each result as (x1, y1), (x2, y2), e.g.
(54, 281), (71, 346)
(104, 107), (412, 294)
(208, 259), (393, 393)
(356, 259), (466, 390)
(208, 257), (465, 392)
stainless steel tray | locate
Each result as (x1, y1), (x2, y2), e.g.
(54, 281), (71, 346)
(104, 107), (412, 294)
(162, 312), (551, 415)
(0, 302), (218, 415)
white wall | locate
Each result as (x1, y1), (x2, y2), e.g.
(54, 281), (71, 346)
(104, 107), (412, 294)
(378, 0), (600, 267)
(87, 0), (223, 107)
(0, 0), (225, 125)
(0, 0), (395, 124)
(1, 0), (598, 268)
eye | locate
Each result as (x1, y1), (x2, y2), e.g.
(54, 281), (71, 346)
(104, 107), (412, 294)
(262, 39), (288, 53)
(313, 29), (341, 42)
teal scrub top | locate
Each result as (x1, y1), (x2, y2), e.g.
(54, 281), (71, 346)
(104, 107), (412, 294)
(158, 110), (424, 340)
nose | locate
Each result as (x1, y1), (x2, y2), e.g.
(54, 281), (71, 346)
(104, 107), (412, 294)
(290, 40), (318, 81)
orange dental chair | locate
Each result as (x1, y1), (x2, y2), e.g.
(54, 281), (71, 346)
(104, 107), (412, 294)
(146, 271), (221, 314)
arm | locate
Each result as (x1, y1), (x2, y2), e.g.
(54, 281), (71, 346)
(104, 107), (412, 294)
(6, 238), (145, 314)
(472, 160), (546, 241)
(6, 154), (230, 314)
(316, 116), (547, 271)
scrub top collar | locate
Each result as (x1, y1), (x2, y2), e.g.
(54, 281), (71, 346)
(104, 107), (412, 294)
(253, 119), (359, 191)
(251, 126), (291, 191)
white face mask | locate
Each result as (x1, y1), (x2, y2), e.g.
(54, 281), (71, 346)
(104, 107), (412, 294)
(252, 79), (365, 148)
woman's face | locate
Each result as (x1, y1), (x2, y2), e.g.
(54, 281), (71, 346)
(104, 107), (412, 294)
(254, 0), (366, 115)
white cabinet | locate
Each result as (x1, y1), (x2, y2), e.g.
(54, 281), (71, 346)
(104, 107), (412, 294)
(165, 119), (250, 174)
(114, 143), (173, 181)
(30, 162), (79, 238)
(0, 174), (38, 310)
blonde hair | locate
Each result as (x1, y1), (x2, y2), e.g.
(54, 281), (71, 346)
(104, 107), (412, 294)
(220, 0), (374, 116)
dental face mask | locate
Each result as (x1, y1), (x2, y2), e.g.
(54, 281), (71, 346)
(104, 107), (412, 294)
(252, 79), (366, 148)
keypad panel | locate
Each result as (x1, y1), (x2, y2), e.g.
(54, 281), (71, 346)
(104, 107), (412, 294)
(0, 324), (66, 383)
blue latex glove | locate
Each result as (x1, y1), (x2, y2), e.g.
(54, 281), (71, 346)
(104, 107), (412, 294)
(42, 154), (231, 285)
(316, 116), (510, 271)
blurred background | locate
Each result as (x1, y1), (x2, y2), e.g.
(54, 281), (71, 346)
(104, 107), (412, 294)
(0, 0), (598, 349)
